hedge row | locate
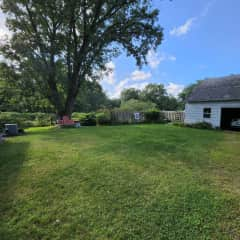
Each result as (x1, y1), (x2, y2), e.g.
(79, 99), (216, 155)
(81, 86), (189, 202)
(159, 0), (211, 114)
(0, 112), (56, 131)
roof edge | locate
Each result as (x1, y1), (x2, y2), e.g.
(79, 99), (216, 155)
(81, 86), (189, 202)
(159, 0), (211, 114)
(187, 99), (240, 103)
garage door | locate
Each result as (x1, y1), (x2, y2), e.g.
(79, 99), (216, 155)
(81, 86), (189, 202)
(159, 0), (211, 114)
(221, 108), (240, 130)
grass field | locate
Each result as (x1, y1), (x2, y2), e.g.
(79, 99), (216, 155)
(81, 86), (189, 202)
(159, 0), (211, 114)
(0, 125), (240, 239)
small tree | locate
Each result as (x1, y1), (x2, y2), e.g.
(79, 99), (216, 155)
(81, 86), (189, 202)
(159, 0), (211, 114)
(1, 0), (163, 117)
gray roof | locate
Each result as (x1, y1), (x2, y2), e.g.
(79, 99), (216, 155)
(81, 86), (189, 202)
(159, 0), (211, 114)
(188, 75), (240, 103)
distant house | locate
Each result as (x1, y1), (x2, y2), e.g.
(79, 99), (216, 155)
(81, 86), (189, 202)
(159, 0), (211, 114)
(185, 75), (240, 129)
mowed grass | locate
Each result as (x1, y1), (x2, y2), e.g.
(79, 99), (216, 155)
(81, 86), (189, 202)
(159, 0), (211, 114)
(0, 125), (240, 240)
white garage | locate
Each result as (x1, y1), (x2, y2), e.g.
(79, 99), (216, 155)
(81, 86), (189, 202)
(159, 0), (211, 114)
(185, 75), (240, 129)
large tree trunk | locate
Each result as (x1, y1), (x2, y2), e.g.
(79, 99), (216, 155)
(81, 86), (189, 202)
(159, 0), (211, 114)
(62, 83), (80, 118)
(61, 70), (83, 118)
(47, 77), (65, 119)
(63, 96), (75, 118)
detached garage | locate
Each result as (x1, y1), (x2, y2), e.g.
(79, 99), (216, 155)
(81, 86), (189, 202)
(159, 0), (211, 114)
(185, 75), (240, 129)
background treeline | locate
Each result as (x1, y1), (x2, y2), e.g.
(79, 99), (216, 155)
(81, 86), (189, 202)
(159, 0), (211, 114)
(0, 62), (195, 114)
(120, 84), (181, 111)
(0, 62), (120, 113)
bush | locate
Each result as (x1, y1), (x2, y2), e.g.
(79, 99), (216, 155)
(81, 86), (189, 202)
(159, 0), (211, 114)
(173, 121), (213, 130)
(172, 122), (185, 127)
(72, 112), (96, 126)
(188, 122), (213, 130)
(0, 112), (55, 131)
(144, 110), (165, 123)
(72, 112), (86, 121)
(96, 110), (111, 125)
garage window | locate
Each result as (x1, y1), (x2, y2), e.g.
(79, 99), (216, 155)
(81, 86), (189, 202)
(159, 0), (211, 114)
(203, 108), (211, 118)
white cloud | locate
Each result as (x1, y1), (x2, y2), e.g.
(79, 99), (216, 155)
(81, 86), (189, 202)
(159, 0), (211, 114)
(201, 0), (216, 17)
(111, 78), (150, 99)
(0, 27), (9, 40)
(105, 61), (115, 69)
(147, 49), (176, 69)
(110, 78), (129, 98)
(131, 70), (151, 81)
(147, 50), (161, 69)
(0, 11), (10, 42)
(168, 55), (176, 61)
(117, 78), (129, 89)
(170, 1), (216, 38)
(159, 53), (177, 64)
(101, 61), (116, 85)
(127, 82), (149, 91)
(166, 82), (185, 97)
(170, 18), (196, 37)
(110, 69), (152, 98)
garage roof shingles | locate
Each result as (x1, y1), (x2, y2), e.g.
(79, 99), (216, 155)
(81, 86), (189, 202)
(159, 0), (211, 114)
(188, 75), (240, 103)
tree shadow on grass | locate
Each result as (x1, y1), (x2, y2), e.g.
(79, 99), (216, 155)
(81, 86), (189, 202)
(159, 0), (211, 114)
(0, 141), (29, 240)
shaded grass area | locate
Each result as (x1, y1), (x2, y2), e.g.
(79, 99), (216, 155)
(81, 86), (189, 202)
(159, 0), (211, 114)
(0, 125), (239, 239)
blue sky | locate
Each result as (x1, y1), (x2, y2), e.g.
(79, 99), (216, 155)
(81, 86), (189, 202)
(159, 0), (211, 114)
(102, 0), (240, 98)
(1, 0), (240, 98)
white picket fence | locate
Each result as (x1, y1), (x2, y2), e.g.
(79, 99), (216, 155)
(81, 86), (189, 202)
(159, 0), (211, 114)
(161, 111), (185, 122)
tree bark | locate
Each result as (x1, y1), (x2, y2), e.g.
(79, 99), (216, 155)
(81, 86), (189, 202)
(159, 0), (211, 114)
(63, 74), (82, 118)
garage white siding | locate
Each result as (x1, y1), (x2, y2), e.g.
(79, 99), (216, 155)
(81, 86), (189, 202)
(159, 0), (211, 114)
(185, 101), (240, 127)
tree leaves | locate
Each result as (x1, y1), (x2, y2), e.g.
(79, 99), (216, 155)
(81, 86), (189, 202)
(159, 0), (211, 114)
(1, 0), (163, 116)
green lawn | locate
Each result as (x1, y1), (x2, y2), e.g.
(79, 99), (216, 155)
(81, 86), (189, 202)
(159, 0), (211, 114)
(0, 125), (239, 240)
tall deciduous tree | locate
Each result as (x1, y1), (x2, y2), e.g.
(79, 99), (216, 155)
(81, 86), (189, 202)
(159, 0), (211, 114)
(141, 83), (167, 110)
(1, 0), (163, 117)
(121, 88), (141, 103)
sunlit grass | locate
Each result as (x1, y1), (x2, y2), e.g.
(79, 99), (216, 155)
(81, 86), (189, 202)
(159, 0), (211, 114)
(0, 125), (239, 239)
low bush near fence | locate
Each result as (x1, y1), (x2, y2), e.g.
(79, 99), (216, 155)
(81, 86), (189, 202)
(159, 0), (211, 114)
(144, 110), (166, 123)
(173, 121), (213, 130)
(72, 112), (96, 126)
(0, 112), (55, 131)
(187, 122), (213, 130)
(172, 122), (185, 127)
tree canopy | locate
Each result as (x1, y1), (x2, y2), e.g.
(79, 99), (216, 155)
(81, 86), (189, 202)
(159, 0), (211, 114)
(178, 81), (202, 109)
(120, 83), (181, 111)
(1, 0), (163, 117)
(0, 62), (120, 113)
(0, 62), (54, 112)
(121, 88), (141, 103)
(120, 99), (156, 111)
